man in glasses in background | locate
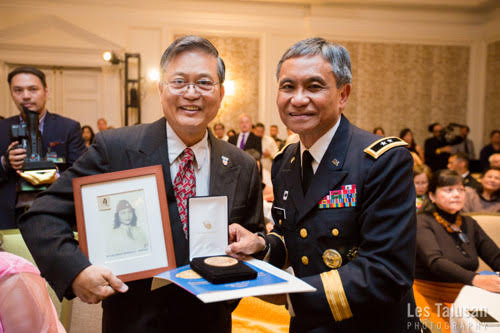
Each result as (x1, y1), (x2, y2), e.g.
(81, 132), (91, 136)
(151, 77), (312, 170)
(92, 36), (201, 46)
(19, 35), (264, 332)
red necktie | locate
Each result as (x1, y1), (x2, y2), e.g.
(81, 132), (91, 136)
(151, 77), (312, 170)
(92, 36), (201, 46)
(173, 148), (196, 238)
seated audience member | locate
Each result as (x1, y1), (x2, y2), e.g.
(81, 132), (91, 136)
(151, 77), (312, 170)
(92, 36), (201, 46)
(414, 164), (431, 213)
(450, 125), (475, 160)
(226, 129), (236, 140)
(414, 169), (500, 333)
(81, 125), (95, 148)
(245, 149), (273, 233)
(489, 153), (500, 169)
(424, 123), (452, 172)
(372, 127), (384, 136)
(463, 167), (500, 213)
(0, 236), (66, 333)
(400, 128), (425, 163)
(96, 118), (108, 132)
(212, 123), (228, 141)
(479, 130), (500, 171)
(229, 114), (262, 156)
(253, 122), (278, 172)
(269, 124), (284, 149)
(447, 152), (481, 191)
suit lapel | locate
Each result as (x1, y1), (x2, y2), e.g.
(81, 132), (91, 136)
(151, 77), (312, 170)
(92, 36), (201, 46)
(208, 131), (240, 210)
(281, 144), (305, 213)
(296, 116), (352, 222)
(136, 118), (187, 266)
(41, 112), (55, 156)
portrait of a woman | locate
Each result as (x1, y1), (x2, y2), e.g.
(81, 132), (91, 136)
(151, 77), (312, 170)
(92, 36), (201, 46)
(106, 199), (149, 258)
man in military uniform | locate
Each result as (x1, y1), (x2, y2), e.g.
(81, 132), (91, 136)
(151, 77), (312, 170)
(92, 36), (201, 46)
(227, 37), (421, 332)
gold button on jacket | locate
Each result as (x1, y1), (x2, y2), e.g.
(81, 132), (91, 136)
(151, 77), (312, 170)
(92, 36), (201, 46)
(301, 256), (309, 265)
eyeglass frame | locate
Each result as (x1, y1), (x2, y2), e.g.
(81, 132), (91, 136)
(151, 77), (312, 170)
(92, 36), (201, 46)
(162, 78), (221, 96)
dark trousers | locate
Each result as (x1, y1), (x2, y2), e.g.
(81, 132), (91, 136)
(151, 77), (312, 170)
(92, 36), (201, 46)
(102, 279), (232, 333)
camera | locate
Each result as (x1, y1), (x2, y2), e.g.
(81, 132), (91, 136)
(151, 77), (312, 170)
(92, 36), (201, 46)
(440, 123), (465, 145)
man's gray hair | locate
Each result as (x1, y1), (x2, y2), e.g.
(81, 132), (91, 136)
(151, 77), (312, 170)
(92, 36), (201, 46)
(276, 37), (352, 88)
(160, 35), (225, 83)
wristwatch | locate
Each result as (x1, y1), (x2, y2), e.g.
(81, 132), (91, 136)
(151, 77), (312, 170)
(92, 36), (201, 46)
(255, 232), (270, 255)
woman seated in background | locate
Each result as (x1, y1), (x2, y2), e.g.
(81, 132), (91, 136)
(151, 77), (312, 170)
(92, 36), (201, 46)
(414, 169), (500, 333)
(81, 125), (95, 148)
(0, 235), (66, 333)
(463, 167), (500, 213)
(414, 164), (431, 213)
(400, 128), (425, 165)
(372, 126), (385, 136)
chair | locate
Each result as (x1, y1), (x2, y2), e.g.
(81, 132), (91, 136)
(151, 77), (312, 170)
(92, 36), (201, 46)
(462, 212), (500, 271)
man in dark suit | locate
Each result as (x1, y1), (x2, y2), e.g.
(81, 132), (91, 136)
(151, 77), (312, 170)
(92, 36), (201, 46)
(228, 114), (262, 157)
(0, 66), (86, 229)
(227, 37), (421, 332)
(447, 152), (481, 191)
(19, 36), (263, 333)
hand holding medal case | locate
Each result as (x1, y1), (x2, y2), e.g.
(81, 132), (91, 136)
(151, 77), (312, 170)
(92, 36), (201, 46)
(188, 196), (257, 284)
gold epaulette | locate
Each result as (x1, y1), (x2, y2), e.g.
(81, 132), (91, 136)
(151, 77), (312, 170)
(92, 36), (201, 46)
(272, 142), (293, 160)
(364, 136), (407, 159)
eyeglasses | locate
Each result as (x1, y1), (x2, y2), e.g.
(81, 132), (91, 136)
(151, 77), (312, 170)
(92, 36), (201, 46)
(164, 78), (219, 95)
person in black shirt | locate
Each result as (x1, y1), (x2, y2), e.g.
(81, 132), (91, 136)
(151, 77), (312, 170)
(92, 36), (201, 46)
(479, 130), (500, 171)
(424, 123), (452, 172)
(415, 169), (500, 332)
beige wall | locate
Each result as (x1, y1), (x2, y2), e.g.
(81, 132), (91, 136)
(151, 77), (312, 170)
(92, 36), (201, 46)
(341, 41), (469, 146)
(485, 41), (500, 143)
(0, 0), (498, 147)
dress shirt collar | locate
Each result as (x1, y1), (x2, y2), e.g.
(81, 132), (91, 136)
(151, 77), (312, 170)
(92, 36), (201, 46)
(299, 116), (341, 167)
(166, 121), (209, 171)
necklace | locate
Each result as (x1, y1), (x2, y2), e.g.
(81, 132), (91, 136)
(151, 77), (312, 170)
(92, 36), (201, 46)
(433, 211), (469, 244)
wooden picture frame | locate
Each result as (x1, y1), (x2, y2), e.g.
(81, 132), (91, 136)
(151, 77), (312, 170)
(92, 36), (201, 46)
(73, 165), (176, 282)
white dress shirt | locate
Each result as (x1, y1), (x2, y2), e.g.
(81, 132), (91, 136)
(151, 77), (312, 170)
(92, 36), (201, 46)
(166, 121), (210, 196)
(299, 117), (341, 174)
(261, 135), (279, 172)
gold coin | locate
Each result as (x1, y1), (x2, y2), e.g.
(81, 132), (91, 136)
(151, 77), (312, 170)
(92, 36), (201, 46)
(204, 256), (238, 267)
(176, 269), (202, 279)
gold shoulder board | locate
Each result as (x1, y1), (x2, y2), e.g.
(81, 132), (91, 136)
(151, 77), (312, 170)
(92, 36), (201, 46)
(364, 136), (407, 159)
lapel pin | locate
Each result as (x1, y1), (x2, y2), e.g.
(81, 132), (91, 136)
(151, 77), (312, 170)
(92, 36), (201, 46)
(221, 156), (229, 166)
(283, 190), (289, 200)
(290, 156), (295, 164)
(332, 159), (339, 166)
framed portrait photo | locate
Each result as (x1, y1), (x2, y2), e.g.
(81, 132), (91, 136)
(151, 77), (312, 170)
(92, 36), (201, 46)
(73, 165), (176, 282)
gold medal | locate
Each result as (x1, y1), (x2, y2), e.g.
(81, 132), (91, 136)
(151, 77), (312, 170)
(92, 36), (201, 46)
(204, 256), (238, 267)
(176, 269), (202, 279)
(322, 249), (342, 269)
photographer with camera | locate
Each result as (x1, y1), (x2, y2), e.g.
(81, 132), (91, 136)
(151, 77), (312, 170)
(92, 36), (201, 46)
(424, 122), (465, 172)
(0, 66), (86, 230)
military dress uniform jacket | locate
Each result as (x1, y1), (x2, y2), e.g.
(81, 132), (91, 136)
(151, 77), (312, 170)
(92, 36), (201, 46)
(0, 112), (86, 229)
(267, 116), (420, 332)
(18, 118), (264, 333)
